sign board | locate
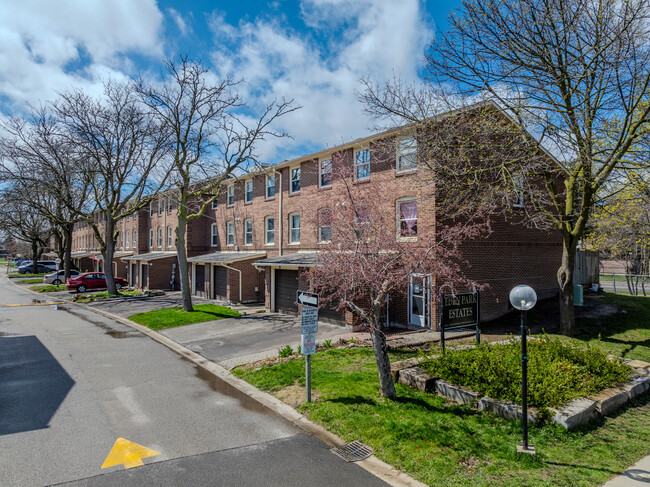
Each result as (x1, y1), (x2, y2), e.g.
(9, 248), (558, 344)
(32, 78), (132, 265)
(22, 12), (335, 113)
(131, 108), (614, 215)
(301, 333), (316, 355)
(55, 258), (62, 264)
(296, 290), (319, 308)
(301, 306), (319, 334)
(440, 292), (479, 328)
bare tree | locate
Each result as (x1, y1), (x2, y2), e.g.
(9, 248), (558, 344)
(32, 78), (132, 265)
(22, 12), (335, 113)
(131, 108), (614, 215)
(361, 0), (650, 335)
(0, 187), (52, 272)
(1, 108), (91, 280)
(52, 80), (172, 294)
(136, 57), (298, 311)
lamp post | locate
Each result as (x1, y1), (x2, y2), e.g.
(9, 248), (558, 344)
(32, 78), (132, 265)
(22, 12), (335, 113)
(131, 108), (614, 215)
(509, 284), (537, 455)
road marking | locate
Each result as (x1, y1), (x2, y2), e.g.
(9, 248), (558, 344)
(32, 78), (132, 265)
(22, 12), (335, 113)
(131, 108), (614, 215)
(0, 302), (66, 308)
(101, 438), (160, 469)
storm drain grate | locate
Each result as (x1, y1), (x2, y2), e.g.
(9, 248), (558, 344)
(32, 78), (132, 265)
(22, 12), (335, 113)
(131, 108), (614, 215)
(330, 440), (374, 462)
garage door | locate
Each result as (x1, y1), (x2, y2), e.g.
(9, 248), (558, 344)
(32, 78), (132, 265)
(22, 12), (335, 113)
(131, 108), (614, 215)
(213, 266), (228, 301)
(275, 270), (299, 315)
(319, 299), (345, 325)
(195, 264), (205, 296)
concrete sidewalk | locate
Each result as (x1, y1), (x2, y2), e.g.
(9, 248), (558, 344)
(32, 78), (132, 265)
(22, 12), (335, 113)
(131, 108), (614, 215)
(602, 455), (650, 486)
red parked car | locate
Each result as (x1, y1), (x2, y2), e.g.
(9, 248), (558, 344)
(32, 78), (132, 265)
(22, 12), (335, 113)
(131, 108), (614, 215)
(66, 272), (127, 293)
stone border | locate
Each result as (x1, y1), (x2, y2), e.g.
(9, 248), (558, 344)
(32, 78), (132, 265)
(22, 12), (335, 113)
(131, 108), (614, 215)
(392, 356), (650, 430)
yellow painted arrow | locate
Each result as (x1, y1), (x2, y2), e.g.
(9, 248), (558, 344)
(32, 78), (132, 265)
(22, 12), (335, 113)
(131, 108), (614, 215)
(101, 438), (161, 470)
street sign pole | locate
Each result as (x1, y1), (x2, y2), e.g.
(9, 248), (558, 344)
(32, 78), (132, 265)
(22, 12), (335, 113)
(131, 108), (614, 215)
(306, 355), (311, 402)
(298, 290), (319, 403)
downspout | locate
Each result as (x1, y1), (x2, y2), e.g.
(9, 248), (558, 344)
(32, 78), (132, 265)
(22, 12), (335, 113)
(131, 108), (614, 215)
(276, 169), (283, 256)
(221, 263), (242, 303)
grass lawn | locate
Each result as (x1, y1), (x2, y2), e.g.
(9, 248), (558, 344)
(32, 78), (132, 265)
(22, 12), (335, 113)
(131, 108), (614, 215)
(29, 284), (67, 292)
(19, 278), (45, 284)
(128, 304), (241, 330)
(8, 273), (47, 278)
(75, 290), (144, 303)
(233, 293), (650, 486)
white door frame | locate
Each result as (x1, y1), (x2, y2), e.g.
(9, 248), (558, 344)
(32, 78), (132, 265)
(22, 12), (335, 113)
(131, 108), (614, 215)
(408, 274), (431, 327)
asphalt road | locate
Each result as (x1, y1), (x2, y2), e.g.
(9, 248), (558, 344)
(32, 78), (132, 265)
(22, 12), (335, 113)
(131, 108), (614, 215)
(0, 276), (389, 487)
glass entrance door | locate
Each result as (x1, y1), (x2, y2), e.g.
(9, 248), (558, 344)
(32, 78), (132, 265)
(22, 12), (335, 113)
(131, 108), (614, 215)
(409, 274), (430, 327)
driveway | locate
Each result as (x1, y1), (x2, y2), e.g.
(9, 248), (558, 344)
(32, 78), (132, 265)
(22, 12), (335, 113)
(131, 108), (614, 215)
(85, 292), (348, 369)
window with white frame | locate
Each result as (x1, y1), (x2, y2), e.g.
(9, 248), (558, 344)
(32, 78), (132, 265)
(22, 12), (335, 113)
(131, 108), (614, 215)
(149, 202), (154, 217)
(245, 180), (253, 203)
(318, 208), (332, 243)
(133, 230), (136, 248)
(289, 213), (300, 243)
(211, 223), (218, 247)
(126, 213), (130, 221)
(397, 198), (418, 238)
(149, 229), (153, 247)
(211, 199), (218, 209)
(126, 230), (130, 248)
(133, 209), (136, 220)
(226, 221), (234, 245)
(118, 232), (122, 249)
(158, 199), (162, 216)
(319, 159), (332, 188)
(167, 226), (173, 247)
(266, 174), (276, 198)
(290, 167), (301, 193)
(157, 227), (162, 247)
(168, 197), (172, 213)
(513, 174), (525, 207)
(355, 149), (370, 180)
(227, 185), (234, 206)
(244, 219), (253, 245)
(265, 216), (275, 244)
(396, 137), (417, 172)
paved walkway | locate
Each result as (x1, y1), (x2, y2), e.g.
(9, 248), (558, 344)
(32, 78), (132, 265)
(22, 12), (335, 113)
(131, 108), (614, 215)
(602, 455), (650, 486)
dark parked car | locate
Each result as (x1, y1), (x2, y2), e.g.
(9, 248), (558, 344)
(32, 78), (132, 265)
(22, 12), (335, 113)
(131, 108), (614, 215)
(66, 272), (127, 293)
(17, 262), (57, 274)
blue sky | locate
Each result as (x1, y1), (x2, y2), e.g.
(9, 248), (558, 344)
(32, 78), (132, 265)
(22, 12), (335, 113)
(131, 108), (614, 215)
(0, 0), (462, 162)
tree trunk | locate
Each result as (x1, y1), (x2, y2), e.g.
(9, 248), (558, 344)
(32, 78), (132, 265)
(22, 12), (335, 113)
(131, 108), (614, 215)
(370, 325), (396, 399)
(64, 222), (73, 280)
(558, 231), (577, 336)
(31, 241), (38, 273)
(176, 207), (194, 312)
(104, 220), (118, 295)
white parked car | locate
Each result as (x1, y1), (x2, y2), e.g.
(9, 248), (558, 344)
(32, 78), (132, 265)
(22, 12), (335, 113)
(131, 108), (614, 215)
(43, 269), (80, 285)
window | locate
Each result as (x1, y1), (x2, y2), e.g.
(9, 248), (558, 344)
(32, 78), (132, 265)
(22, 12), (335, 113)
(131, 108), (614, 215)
(355, 149), (370, 180)
(168, 197), (172, 213)
(132, 230), (136, 248)
(133, 210), (136, 220)
(126, 230), (130, 249)
(289, 213), (300, 243)
(226, 221), (234, 245)
(265, 216), (275, 244)
(397, 137), (417, 172)
(513, 175), (525, 207)
(397, 198), (418, 238)
(149, 229), (153, 247)
(211, 223), (218, 247)
(266, 174), (276, 198)
(167, 226), (173, 247)
(158, 199), (162, 216)
(126, 213), (130, 221)
(118, 232), (122, 249)
(244, 219), (253, 245)
(290, 167), (301, 193)
(319, 159), (332, 188)
(157, 227), (162, 247)
(149, 203), (154, 217)
(227, 185), (234, 206)
(211, 199), (218, 210)
(245, 180), (253, 203)
(318, 208), (332, 243)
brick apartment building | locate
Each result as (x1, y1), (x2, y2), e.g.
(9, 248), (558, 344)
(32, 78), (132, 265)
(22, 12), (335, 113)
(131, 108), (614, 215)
(68, 103), (562, 330)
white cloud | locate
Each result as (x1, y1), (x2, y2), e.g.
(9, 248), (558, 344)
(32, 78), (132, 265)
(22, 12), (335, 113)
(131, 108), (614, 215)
(0, 0), (163, 110)
(207, 0), (433, 162)
(168, 8), (191, 36)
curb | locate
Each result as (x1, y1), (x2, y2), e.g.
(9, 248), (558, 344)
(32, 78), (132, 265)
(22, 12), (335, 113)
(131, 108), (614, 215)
(5, 277), (426, 487)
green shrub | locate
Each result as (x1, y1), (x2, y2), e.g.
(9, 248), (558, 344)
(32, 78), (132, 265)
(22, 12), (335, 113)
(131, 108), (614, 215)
(420, 335), (631, 409)
(279, 345), (293, 358)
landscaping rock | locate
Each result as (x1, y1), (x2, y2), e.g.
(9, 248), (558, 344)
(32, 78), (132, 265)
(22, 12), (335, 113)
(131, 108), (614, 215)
(435, 379), (480, 405)
(390, 357), (423, 380)
(591, 387), (629, 416)
(621, 377), (650, 400)
(550, 398), (598, 430)
(477, 396), (538, 423)
(627, 359), (650, 370)
(397, 367), (437, 392)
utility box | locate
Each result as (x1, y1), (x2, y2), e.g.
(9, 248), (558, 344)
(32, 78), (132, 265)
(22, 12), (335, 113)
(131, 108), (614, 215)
(574, 284), (584, 307)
